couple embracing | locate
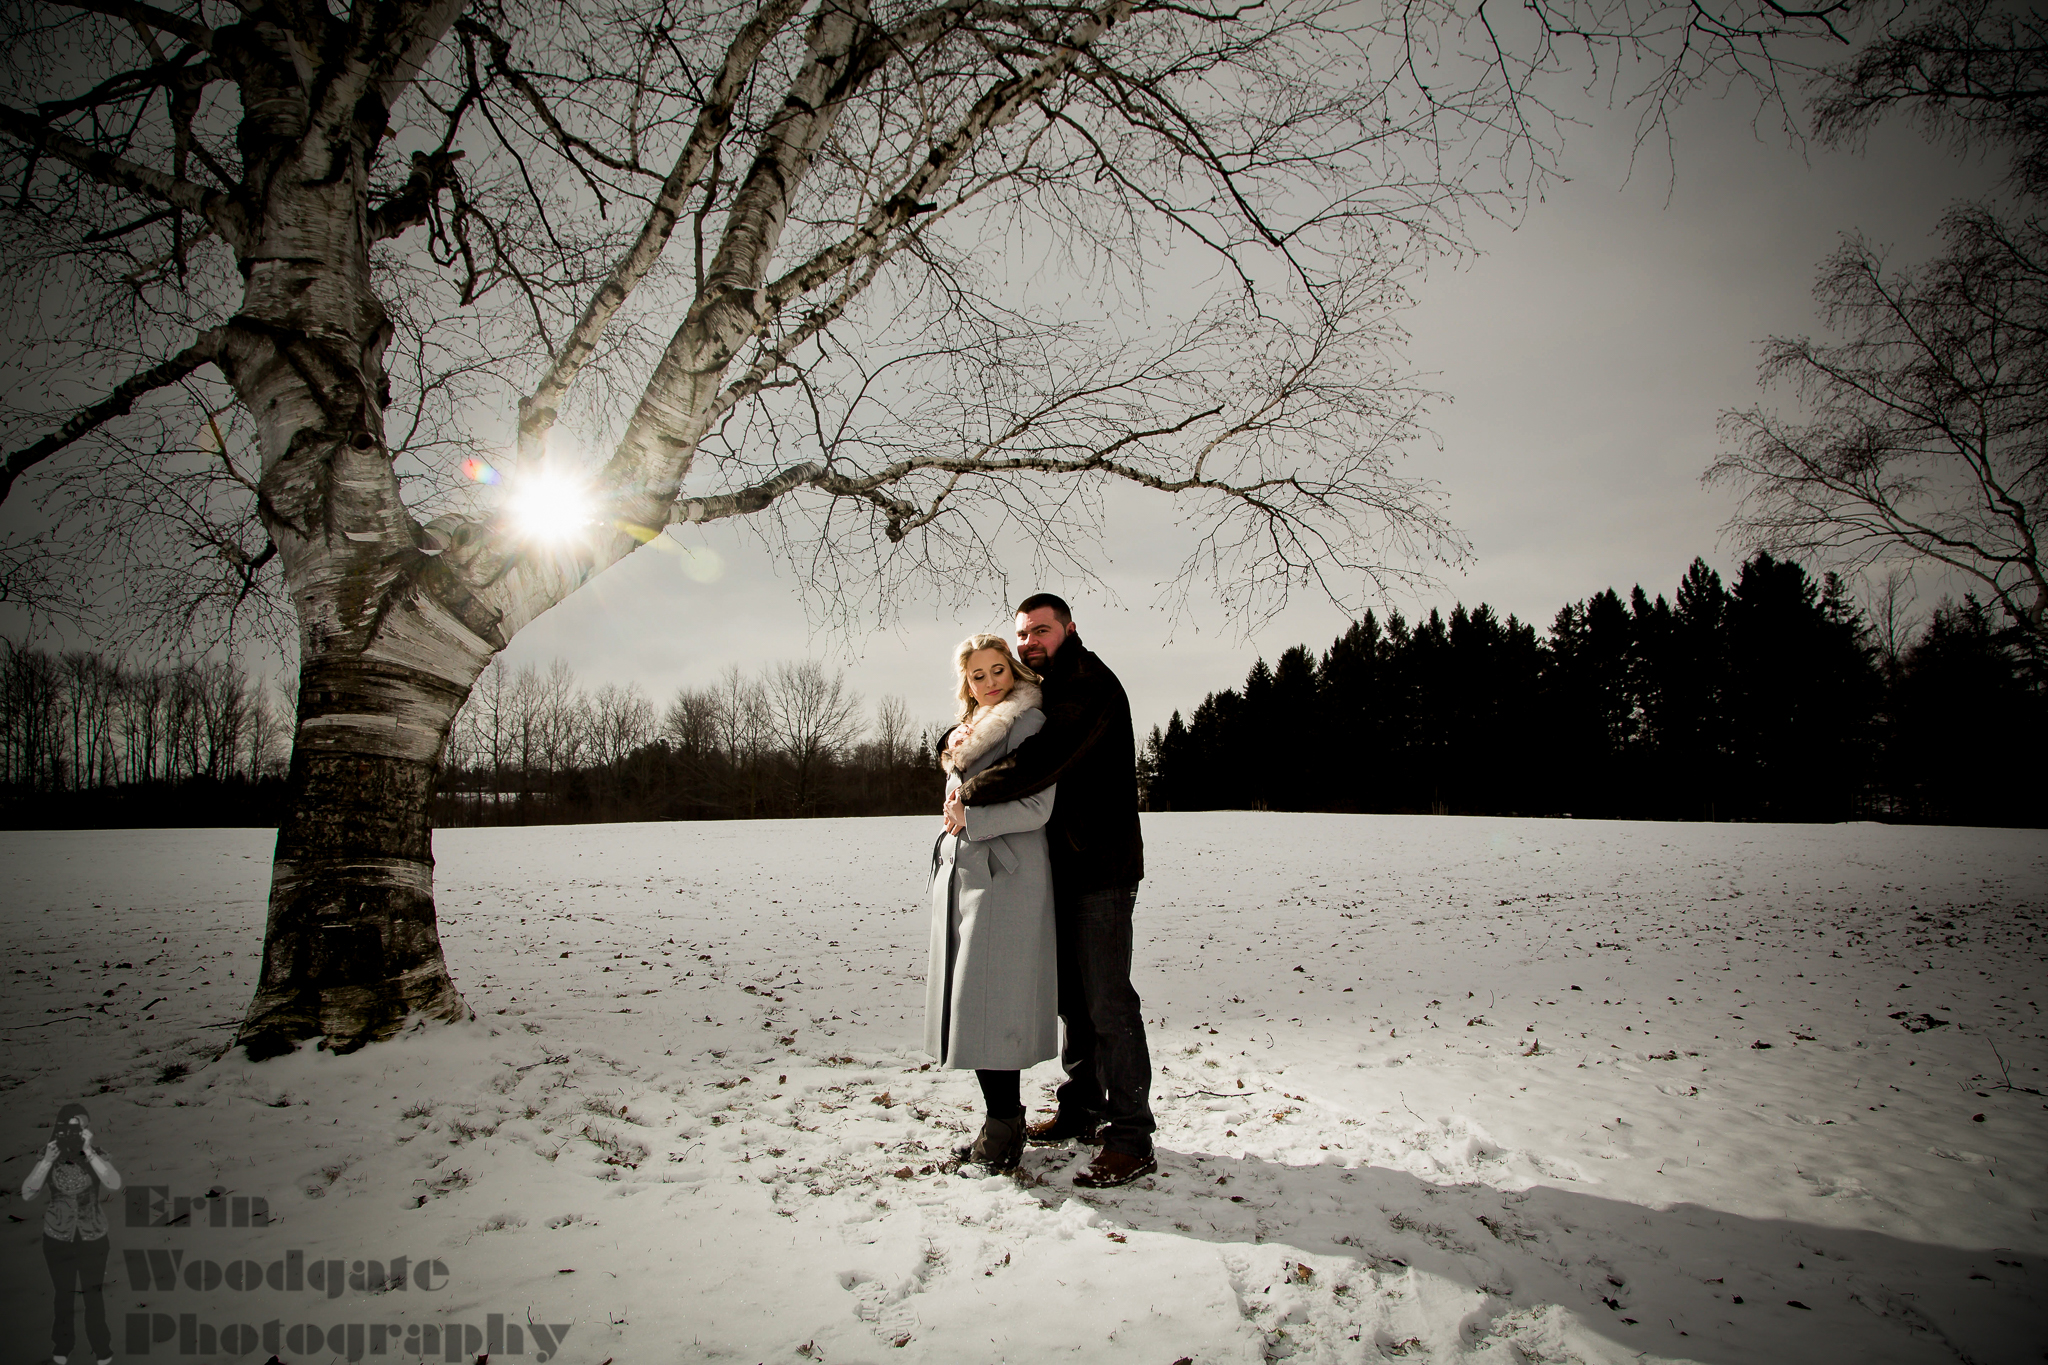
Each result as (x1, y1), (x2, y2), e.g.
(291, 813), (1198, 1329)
(924, 593), (1154, 1189)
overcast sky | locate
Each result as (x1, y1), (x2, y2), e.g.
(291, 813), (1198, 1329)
(490, 80), (1998, 739)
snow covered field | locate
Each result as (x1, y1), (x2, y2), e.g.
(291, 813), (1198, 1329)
(2, 813), (2044, 1365)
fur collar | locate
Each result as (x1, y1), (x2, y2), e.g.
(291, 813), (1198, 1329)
(941, 681), (1042, 773)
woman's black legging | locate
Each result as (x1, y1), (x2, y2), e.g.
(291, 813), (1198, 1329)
(976, 1069), (1021, 1119)
(43, 1234), (112, 1359)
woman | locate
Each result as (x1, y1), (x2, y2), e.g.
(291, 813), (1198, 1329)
(22, 1103), (120, 1365)
(926, 632), (1058, 1175)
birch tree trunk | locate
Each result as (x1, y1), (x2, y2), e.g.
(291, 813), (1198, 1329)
(212, 0), (489, 1055)
(243, 657), (475, 1055)
(230, 243), (495, 1054)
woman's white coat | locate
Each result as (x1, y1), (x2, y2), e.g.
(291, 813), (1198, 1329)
(923, 693), (1058, 1070)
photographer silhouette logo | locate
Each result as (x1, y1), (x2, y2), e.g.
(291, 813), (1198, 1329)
(24, 1103), (119, 1365)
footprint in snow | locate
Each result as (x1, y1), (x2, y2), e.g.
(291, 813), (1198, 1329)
(838, 1269), (921, 1345)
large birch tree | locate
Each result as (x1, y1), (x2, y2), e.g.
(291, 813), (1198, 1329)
(0, 0), (1861, 1056)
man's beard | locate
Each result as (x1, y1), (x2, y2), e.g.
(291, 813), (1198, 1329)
(1019, 645), (1047, 667)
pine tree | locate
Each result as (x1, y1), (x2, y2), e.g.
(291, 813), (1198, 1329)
(1627, 586), (1677, 814)
(1137, 724), (1164, 811)
(1241, 658), (1279, 810)
(1725, 552), (1881, 819)
(1268, 646), (1320, 810)
(1668, 558), (1732, 819)
(1402, 609), (1455, 813)
(1317, 611), (1394, 812)
(1887, 598), (2048, 824)
(1134, 550), (2034, 826)
(1151, 711), (1191, 812)
(1540, 589), (1636, 816)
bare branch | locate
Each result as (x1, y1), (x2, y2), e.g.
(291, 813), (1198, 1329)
(0, 102), (246, 244)
(601, 0), (1139, 517)
(1, 329), (226, 507)
(33, 52), (226, 121)
(369, 148), (466, 240)
(456, 14), (662, 179)
(49, 0), (214, 50)
(1812, 0), (2048, 198)
(513, 0), (810, 456)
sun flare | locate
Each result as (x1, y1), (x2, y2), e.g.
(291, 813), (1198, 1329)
(504, 467), (598, 543)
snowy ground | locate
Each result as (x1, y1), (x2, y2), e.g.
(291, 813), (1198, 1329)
(2, 813), (2045, 1365)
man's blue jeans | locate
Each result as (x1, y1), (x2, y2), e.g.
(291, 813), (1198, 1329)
(1052, 883), (1155, 1155)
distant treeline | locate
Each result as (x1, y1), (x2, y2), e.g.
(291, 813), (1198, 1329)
(0, 641), (946, 828)
(13, 551), (2038, 831)
(437, 657), (942, 825)
(1140, 554), (2047, 827)
(0, 642), (289, 826)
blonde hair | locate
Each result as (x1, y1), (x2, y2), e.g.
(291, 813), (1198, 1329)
(953, 633), (1039, 724)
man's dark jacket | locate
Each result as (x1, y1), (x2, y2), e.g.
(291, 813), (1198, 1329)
(958, 637), (1143, 891)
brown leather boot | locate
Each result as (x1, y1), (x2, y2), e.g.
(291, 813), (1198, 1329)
(1025, 1111), (1101, 1145)
(1073, 1149), (1156, 1188)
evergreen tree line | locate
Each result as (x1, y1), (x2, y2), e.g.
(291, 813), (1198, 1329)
(1140, 554), (2048, 827)
(0, 641), (290, 825)
(439, 657), (943, 825)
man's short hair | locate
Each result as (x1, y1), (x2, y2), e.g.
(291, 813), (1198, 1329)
(1015, 592), (1072, 623)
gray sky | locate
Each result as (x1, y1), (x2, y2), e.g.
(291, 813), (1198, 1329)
(495, 84), (1998, 738)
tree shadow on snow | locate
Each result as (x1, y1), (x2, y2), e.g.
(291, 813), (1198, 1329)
(1016, 1143), (2044, 1365)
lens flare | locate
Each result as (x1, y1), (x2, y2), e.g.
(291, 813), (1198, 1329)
(462, 457), (502, 485)
(505, 467), (598, 542)
(678, 544), (724, 583)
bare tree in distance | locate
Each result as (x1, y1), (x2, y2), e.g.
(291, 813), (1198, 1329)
(866, 691), (929, 811)
(588, 682), (657, 770)
(1864, 566), (1920, 672)
(0, 0), (1878, 1055)
(709, 665), (770, 768)
(872, 694), (914, 769)
(1715, 210), (2048, 643)
(760, 658), (864, 813)
(532, 658), (587, 774)
(1, 642), (282, 792)
(1714, 0), (2048, 644)
(660, 685), (721, 760)
(456, 656), (513, 818)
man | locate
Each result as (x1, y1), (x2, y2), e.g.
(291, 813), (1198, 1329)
(946, 593), (1154, 1188)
